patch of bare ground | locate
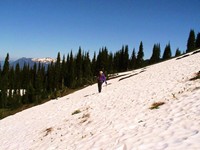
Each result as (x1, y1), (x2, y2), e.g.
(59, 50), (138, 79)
(149, 102), (165, 109)
(190, 71), (200, 81)
(43, 127), (53, 137)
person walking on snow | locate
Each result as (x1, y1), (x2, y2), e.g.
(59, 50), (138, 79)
(97, 71), (107, 93)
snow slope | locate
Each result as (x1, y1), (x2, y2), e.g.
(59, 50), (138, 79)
(0, 50), (200, 150)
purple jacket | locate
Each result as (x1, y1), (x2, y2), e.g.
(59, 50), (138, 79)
(98, 73), (106, 83)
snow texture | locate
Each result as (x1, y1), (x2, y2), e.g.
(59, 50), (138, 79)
(0, 50), (200, 150)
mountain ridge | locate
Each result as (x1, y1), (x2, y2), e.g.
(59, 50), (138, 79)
(10, 57), (56, 68)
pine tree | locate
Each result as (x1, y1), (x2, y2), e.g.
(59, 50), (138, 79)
(116, 45), (129, 71)
(75, 47), (83, 86)
(35, 63), (45, 103)
(14, 64), (21, 92)
(130, 48), (136, 69)
(65, 53), (70, 87)
(82, 52), (92, 84)
(119, 46), (125, 71)
(6, 66), (12, 107)
(124, 45), (129, 70)
(96, 49), (102, 73)
(162, 43), (172, 60)
(26, 82), (35, 103)
(175, 48), (181, 57)
(21, 63), (30, 104)
(108, 52), (114, 73)
(31, 63), (37, 103)
(68, 51), (76, 88)
(55, 52), (61, 90)
(14, 63), (22, 106)
(113, 51), (120, 72)
(96, 47), (109, 73)
(8, 66), (20, 108)
(2, 53), (9, 76)
(186, 29), (196, 53)
(101, 47), (109, 72)
(91, 52), (97, 76)
(136, 41), (144, 68)
(1, 53), (10, 108)
(61, 55), (67, 88)
(150, 43), (161, 64)
(46, 62), (54, 93)
(196, 32), (200, 49)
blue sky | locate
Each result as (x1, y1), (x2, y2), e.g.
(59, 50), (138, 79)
(0, 0), (199, 60)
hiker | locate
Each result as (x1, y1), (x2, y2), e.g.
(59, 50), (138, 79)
(97, 71), (107, 93)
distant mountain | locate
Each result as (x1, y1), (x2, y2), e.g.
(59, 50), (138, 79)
(32, 57), (56, 64)
(10, 57), (56, 69)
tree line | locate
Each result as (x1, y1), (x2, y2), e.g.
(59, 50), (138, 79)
(0, 29), (200, 113)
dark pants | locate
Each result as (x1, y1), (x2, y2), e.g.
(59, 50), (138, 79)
(98, 81), (103, 93)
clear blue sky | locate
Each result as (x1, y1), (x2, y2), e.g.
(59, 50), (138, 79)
(0, 0), (199, 60)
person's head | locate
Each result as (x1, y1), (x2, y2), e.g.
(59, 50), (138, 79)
(99, 71), (103, 75)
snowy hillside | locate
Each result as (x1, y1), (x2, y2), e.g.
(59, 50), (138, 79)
(0, 50), (200, 150)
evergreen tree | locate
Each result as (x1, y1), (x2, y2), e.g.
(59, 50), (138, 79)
(8, 66), (15, 107)
(130, 48), (136, 69)
(2, 53), (9, 76)
(113, 51), (120, 72)
(114, 53), (118, 73)
(108, 52), (114, 73)
(46, 62), (54, 93)
(65, 53), (70, 87)
(55, 52), (61, 90)
(186, 29), (196, 53)
(1, 53), (10, 108)
(101, 47), (109, 72)
(31, 63), (37, 103)
(162, 43), (172, 60)
(14, 64), (21, 93)
(124, 45), (129, 70)
(26, 82), (35, 103)
(21, 63), (30, 104)
(150, 43), (161, 64)
(196, 32), (200, 49)
(136, 41), (144, 68)
(82, 52), (92, 84)
(14, 63), (22, 106)
(175, 48), (181, 57)
(116, 45), (129, 71)
(61, 55), (67, 88)
(119, 46), (125, 71)
(68, 51), (76, 88)
(96, 47), (109, 73)
(96, 49), (102, 74)
(91, 52), (97, 76)
(35, 63), (45, 103)
(75, 47), (83, 86)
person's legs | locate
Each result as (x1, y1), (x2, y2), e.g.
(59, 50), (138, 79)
(98, 82), (102, 93)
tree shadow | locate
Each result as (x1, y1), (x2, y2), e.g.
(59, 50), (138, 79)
(108, 73), (131, 80)
(176, 54), (190, 60)
(190, 71), (200, 81)
(192, 50), (200, 55)
(118, 70), (146, 81)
